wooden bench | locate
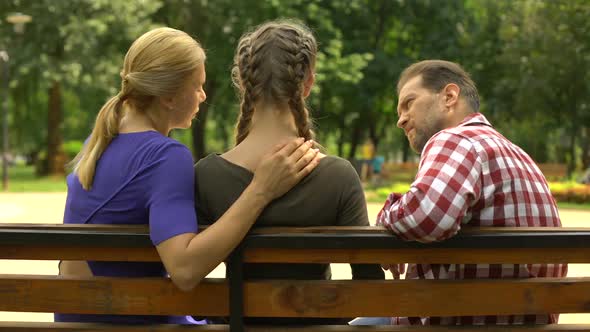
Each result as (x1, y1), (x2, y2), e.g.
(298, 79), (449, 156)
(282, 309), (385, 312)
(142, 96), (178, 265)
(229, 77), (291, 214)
(0, 223), (590, 331)
(538, 163), (568, 181)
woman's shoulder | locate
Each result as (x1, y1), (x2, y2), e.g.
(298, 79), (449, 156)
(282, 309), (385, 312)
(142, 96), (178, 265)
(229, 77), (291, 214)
(194, 153), (224, 173)
(301, 154), (360, 187)
(317, 155), (358, 176)
(123, 132), (192, 162)
(113, 131), (189, 155)
(195, 153), (219, 165)
(148, 134), (190, 154)
(111, 133), (194, 179)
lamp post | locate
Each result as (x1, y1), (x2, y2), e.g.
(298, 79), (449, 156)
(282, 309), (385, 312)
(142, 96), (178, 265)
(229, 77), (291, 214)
(1, 13), (31, 191)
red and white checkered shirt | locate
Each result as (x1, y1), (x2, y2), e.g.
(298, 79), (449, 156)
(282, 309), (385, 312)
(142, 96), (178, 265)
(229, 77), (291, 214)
(377, 113), (567, 325)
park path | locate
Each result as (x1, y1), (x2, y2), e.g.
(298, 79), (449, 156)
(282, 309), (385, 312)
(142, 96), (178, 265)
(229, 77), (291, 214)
(0, 192), (589, 323)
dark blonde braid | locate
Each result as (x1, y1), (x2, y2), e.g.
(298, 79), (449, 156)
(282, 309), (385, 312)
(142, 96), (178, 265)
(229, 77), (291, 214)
(284, 30), (316, 141)
(232, 20), (318, 145)
(233, 37), (256, 145)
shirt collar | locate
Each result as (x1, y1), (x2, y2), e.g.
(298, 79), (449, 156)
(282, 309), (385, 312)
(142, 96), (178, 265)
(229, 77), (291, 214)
(457, 112), (492, 128)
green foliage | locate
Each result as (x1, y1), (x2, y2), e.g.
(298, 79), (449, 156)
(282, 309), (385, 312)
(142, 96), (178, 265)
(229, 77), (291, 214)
(548, 181), (588, 192)
(0, 0), (161, 157)
(62, 140), (83, 160)
(557, 202), (590, 211)
(364, 181), (412, 203)
(365, 180), (590, 206)
(464, 0), (590, 173)
(0, 0), (588, 176)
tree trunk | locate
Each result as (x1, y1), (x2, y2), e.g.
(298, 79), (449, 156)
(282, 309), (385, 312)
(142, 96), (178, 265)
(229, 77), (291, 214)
(567, 127), (577, 177)
(347, 120), (362, 160)
(191, 105), (208, 161)
(218, 125), (230, 151)
(191, 80), (216, 161)
(402, 138), (410, 162)
(337, 115), (345, 156)
(368, 120), (379, 152)
(47, 80), (64, 175)
(581, 127), (590, 170)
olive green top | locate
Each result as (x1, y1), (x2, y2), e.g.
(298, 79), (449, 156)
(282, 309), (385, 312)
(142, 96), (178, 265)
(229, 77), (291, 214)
(194, 154), (384, 281)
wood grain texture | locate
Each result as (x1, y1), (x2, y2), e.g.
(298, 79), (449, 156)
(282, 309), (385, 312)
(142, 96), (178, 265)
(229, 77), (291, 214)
(243, 247), (590, 264)
(242, 278), (590, 317)
(0, 245), (160, 261)
(0, 275), (228, 316)
(2, 245), (589, 264)
(0, 322), (589, 331)
(1, 276), (589, 318)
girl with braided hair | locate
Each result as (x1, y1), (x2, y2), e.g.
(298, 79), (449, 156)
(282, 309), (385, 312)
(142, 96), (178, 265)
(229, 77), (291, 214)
(59, 27), (319, 325)
(194, 20), (383, 325)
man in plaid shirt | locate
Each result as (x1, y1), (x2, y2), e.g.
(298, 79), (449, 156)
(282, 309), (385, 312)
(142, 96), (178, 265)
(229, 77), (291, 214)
(375, 60), (566, 325)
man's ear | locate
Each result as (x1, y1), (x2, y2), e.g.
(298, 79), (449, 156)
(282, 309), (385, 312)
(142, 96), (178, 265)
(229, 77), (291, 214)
(303, 72), (315, 98)
(442, 83), (460, 109)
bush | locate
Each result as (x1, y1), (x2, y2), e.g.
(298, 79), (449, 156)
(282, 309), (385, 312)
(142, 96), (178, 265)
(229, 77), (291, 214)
(365, 182), (412, 203)
(63, 140), (84, 160)
(550, 182), (590, 204)
(366, 181), (590, 204)
(33, 140), (81, 176)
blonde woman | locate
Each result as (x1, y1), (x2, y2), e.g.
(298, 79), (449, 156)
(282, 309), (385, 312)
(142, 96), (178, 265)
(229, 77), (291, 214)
(58, 27), (319, 324)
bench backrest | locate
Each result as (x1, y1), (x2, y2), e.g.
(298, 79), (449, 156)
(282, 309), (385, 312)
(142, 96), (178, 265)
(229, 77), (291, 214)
(1, 224), (589, 331)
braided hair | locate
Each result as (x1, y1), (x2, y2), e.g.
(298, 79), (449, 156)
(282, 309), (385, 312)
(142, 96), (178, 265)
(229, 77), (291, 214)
(231, 20), (317, 145)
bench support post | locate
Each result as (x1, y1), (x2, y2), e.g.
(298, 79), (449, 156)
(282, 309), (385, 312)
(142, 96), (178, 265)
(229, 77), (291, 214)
(228, 244), (244, 332)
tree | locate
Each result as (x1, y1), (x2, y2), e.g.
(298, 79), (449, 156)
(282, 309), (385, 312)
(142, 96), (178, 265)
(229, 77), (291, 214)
(0, 0), (161, 174)
(482, 0), (590, 173)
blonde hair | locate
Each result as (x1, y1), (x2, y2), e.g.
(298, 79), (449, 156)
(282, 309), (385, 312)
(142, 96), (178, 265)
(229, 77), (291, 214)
(232, 20), (317, 145)
(73, 27), (206, 190)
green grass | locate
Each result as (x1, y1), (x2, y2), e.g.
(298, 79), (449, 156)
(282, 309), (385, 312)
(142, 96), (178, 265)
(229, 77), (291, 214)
(557, 202), (590, 211)
(5, 165), (67, 192)
(364, 182), (411, 203)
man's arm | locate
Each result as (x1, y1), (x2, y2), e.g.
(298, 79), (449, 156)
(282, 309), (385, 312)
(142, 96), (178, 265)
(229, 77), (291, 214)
(377, 132), (482, 243)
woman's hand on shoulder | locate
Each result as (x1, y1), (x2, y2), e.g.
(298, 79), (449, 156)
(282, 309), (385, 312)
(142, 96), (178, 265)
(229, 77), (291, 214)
(250, 138), (320, 203)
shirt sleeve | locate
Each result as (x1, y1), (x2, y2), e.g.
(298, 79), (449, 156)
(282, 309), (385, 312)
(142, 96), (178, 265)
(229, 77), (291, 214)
(193, 160), (213, 225)
(376, 132), (482, 242)
(334, 160), (384, 280)
(146, 143), (199, 245)
(336, 161), (370, 226)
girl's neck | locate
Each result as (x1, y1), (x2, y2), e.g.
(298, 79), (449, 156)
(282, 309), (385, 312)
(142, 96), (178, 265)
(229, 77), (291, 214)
(222, 104), (299, 171)
(119, 105), (169, 136)
(246, 104), (298, 143)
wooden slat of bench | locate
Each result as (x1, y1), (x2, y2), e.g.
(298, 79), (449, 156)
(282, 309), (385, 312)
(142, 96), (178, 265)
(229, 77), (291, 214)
(3, 224), (590, 234)
(243, 247), (590, 264)
(0, 275), (228, 316)
(1, 323), (590, 332)
(0, 322), (228, 331)
(2, 245), (590, 264)
(1, 224), (588, 233)
(3, 225), (590, 253)
(243, 278), (590, 317)
(1, 276), (589, 318)
(0, 245), (160, 261)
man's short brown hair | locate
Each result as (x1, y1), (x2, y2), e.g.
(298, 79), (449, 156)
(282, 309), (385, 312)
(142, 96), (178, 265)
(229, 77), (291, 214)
(397, 60), (480, 112)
